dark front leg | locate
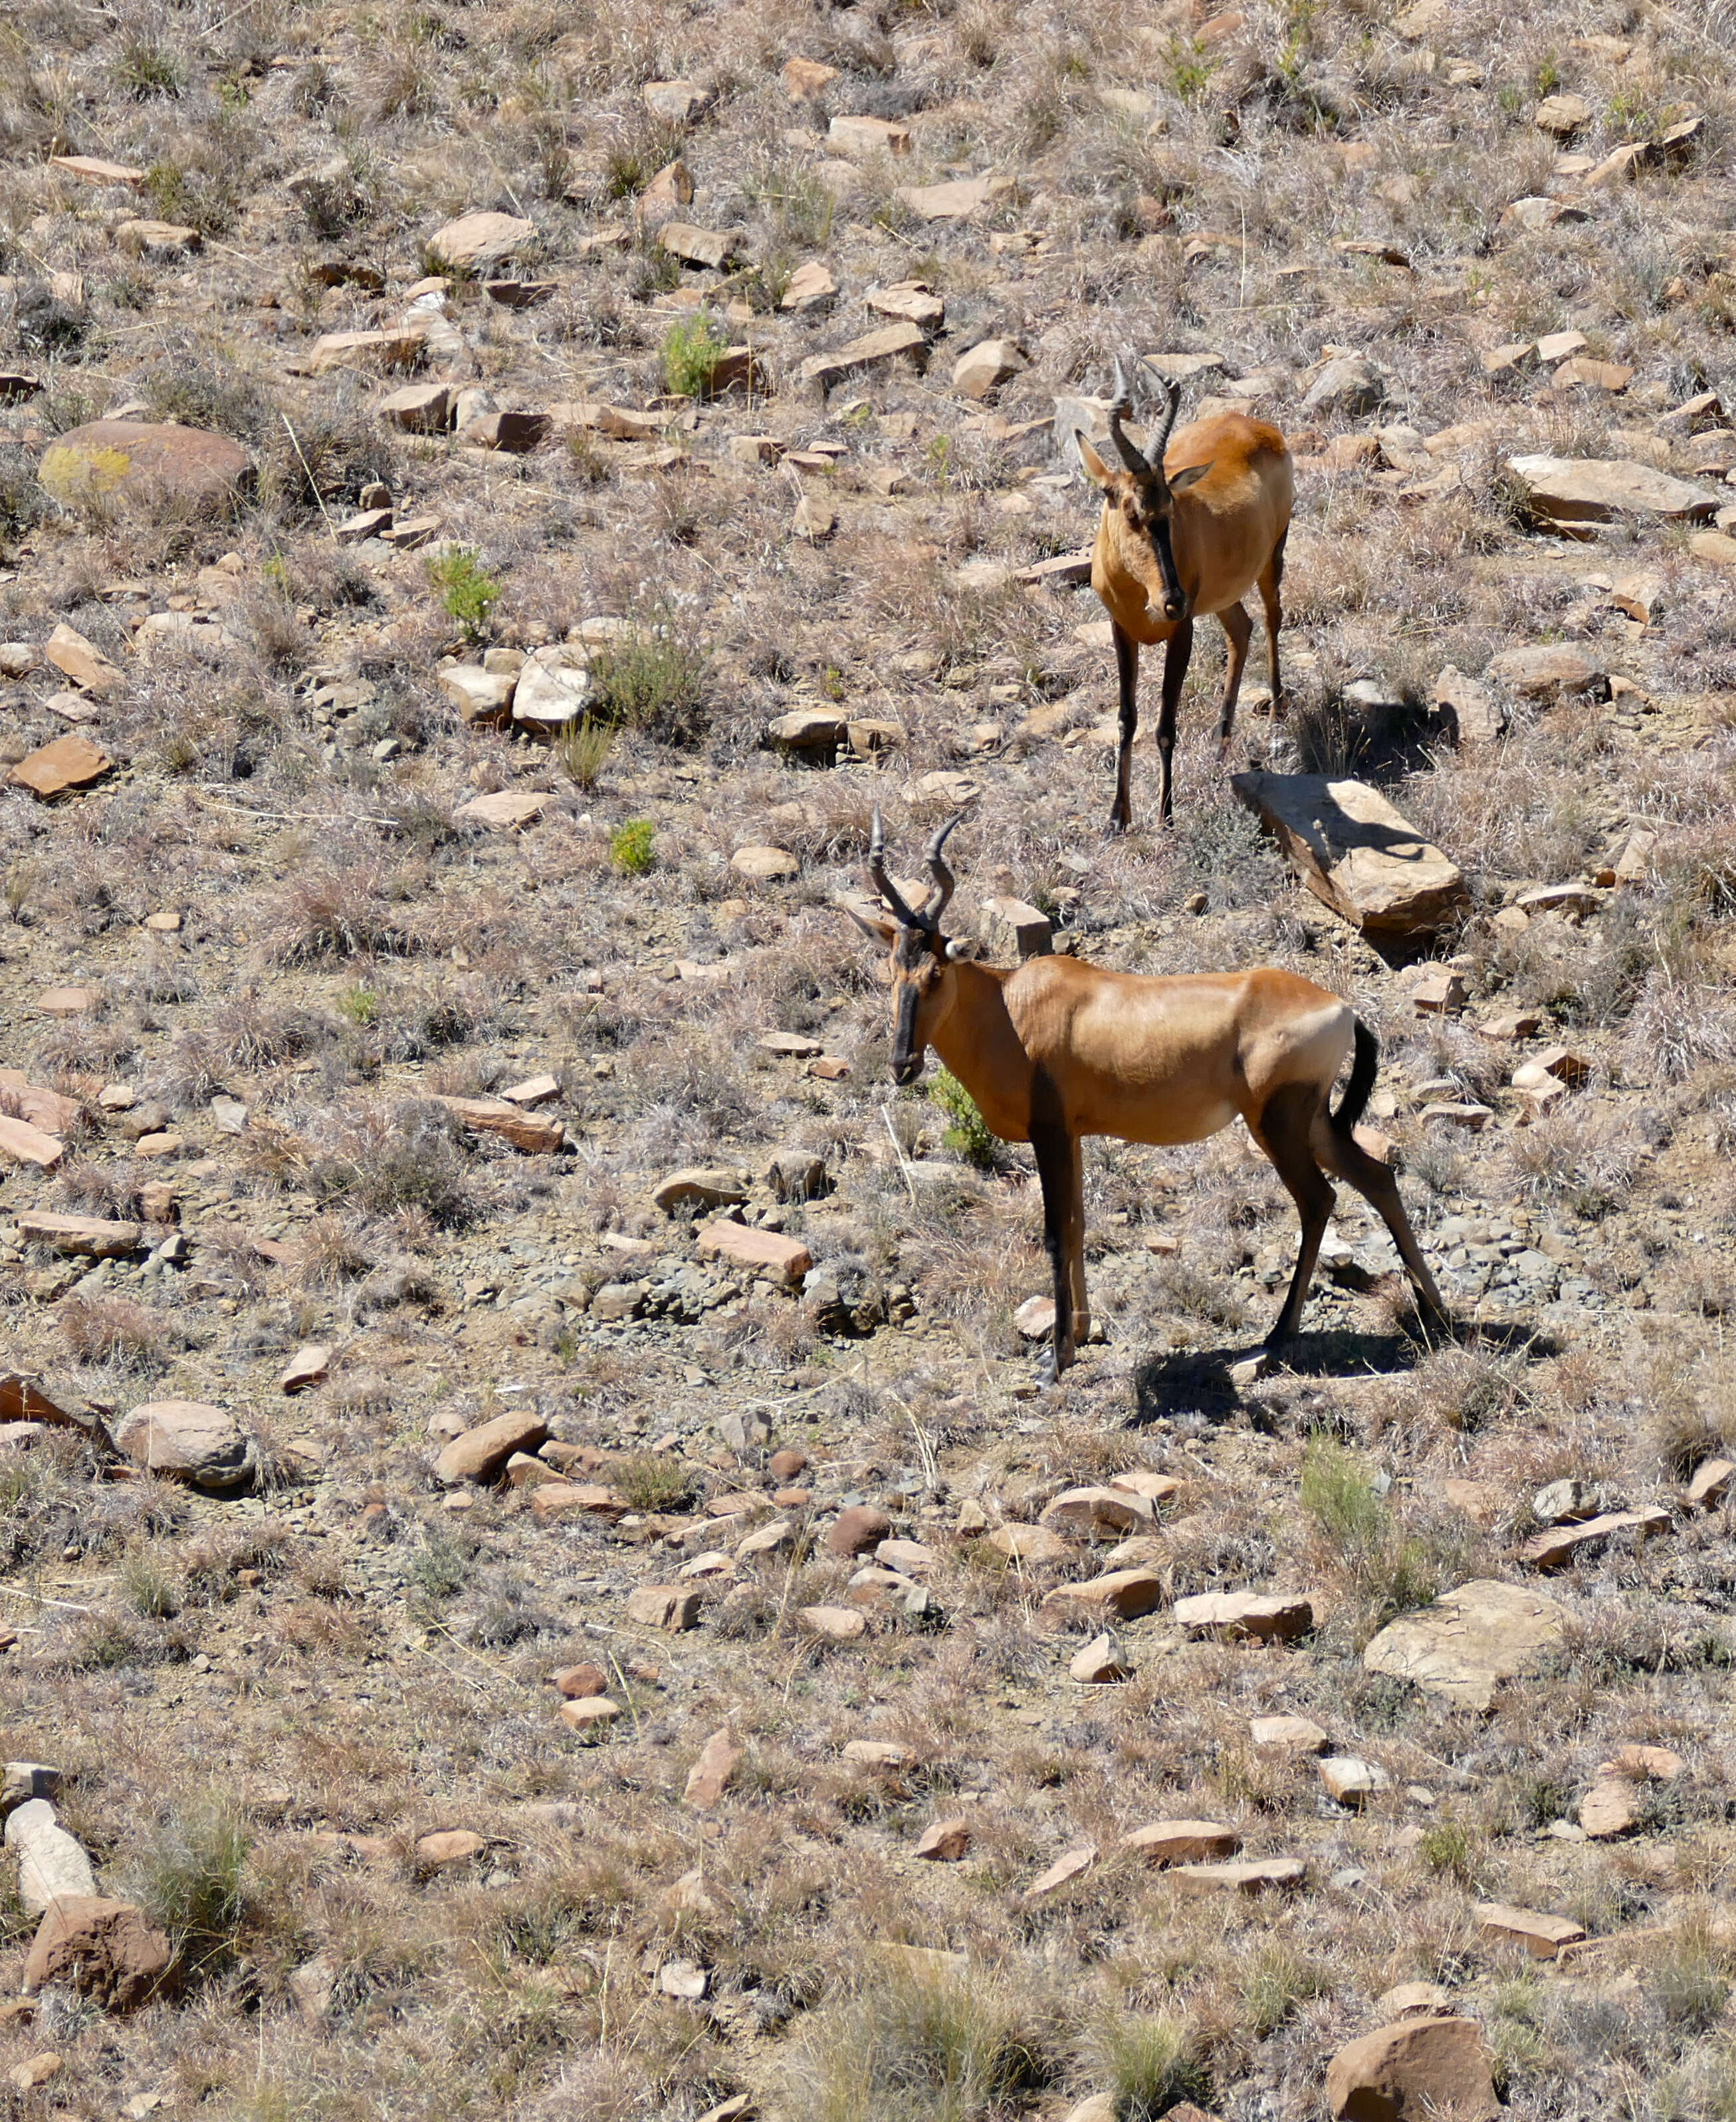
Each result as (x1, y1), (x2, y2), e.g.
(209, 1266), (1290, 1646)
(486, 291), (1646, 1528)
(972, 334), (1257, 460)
(1030, 1122), (1082, 1376)
(1109, 621), (1139, 835)
(1156, 617), (1194, 828)
(1216, 601), (1252, 761)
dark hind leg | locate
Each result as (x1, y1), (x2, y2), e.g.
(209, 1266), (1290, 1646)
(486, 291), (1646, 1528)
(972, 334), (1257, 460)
(1216, 600), (1253, 762)
(1258, 525), (1288, 713)
(1316, 1124), (1450, 1329)
(1253, 1084), (1337, 1350)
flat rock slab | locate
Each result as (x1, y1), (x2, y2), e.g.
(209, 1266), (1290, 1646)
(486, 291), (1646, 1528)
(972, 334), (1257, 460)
(0, 1116), (65, 1171)
(986, 1524), (1072, 1564)
(1170, 1857), (1307, 1895)
(435, 1409), (549, 1484)
(453, 790), (549, 830)
(1024, 1843), (1097, 1900)
(426, 211), (537, 269)
(1250, 1713), (1329, 1753)
(1040, 1485), (1154, 1538)
(5, 1800), (96, 1915)
(684, 1727), (742, 1808)
(1041, 1568), (1166, 1622)
(45, 622), (121, 693)
(1506, 453), (1717, 527)
(39, 421), (250, 517)
(1476, 1901), (1586, 1958)
(1363, 1579), (1566, 1711)
(9, 733), (113, 799)
(696, 1219), (812, 1282)
(1485, 645), (1609, 700)
(1119, 1820), (1241, 1865)
(1232, 772), (1467, 935)
(1521, 1506), (1671, 1570)
(15, 1211), (140, 1258)
(433, 1095), (562, 1152)
(654, 1166), (747, 1213)
(1174, 1592), (1313, 1642)
(1326, 2016), (1499, 2122)
(800, 322), (928, 393)
(278, 1344), (331, 1395)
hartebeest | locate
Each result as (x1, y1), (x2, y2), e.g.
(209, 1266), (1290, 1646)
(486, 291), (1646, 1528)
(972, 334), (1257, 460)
(1060, 354), (1294, 833)
(850, 817), (1447, 1375)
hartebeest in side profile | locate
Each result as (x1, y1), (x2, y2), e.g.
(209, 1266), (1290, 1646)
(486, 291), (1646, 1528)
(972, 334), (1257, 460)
(849, 816), (1447, 1375)
(1060, 354), (1294, 834)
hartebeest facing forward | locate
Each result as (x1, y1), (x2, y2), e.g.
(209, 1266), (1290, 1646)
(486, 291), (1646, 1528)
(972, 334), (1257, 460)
(1061, 355), (1294, 834)
(850, 817), (1446, 1374)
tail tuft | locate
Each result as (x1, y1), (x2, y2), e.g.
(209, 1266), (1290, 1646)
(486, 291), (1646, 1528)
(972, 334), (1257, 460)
(1333, 1018), (1379, 1135)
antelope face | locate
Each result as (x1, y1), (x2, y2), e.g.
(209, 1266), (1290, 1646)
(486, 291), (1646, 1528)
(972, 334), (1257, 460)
(1107, 469), (1192, 625)
(1067, 361), (1213, 628)
(843, 810), (965, 1087)
(887, 928), (954, 1086)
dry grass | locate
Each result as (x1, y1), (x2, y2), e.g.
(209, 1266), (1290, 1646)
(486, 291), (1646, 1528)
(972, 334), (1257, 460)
(1, 0), (1735, 2113)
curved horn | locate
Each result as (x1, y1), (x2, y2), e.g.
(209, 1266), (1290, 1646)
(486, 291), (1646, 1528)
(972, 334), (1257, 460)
(867, 810), (924, 930)
(921, 814), (961, 925)
(1103, 352), (1150, 476)
(1147, 370), (1183, 467)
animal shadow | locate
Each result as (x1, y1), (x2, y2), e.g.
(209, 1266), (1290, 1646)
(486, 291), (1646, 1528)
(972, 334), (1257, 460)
(1129, 1316), (1555, 1426)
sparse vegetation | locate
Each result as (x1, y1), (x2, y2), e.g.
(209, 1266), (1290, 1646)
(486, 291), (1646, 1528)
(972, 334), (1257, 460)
(427, 547), (501, 641)
(1, 1), (1735, 2113)
(660, 313), (729, 398)
(609, 817), (657, 875)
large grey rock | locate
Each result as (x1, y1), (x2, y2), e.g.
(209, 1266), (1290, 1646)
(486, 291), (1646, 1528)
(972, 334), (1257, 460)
(1505, 453), (1718, 529)
(1363, 1579), (1566, 1712)
(5, 1798), (97, 1915)
(1231, 772), (1467, 936)
(114, 1400), (254, 1490)
(1303, 356), (1386, 416)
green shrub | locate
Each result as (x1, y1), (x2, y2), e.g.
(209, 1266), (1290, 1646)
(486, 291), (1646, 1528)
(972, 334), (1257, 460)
(427, 547), (500, 641)
(556, 715), (615, 791)
(611, 819), (656, 876)
(136, 1793), (253, 1978)
(930, 1067), (997, 1169)
(661, 314), (728, 398)
(588, 618), (710, 746)
(1084, 2009), (1210, 2122)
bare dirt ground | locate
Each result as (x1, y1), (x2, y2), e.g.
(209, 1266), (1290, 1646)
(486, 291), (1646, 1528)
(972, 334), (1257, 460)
(3, 0), (1736, 2116)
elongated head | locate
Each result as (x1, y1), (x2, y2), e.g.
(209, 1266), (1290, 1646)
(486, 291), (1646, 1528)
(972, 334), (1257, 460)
(1062, 353), (1212, 624)
(846, 812), (964, 1087)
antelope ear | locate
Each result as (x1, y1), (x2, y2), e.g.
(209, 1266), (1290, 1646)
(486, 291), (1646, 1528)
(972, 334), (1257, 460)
(944, 937), (976, 962)
(839, 898), (897, 945)
(1069, 425), (1116, 491)
(1167, 459), (1213, 493)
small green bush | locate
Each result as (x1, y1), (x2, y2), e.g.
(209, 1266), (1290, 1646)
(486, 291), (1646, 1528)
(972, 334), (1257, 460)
(661, 314), (728, 398)
(588, 619), (710, 746)
(611, 819), (656, 876)
(427, 547), (500, 641)
(930, 1067), (997, 1169)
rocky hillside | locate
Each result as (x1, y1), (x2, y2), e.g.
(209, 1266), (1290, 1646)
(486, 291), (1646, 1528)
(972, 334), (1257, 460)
(3, 0), (1736, 2117)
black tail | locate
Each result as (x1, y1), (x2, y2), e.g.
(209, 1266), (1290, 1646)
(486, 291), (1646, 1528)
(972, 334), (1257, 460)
(1333, 1018), (1378, 1135)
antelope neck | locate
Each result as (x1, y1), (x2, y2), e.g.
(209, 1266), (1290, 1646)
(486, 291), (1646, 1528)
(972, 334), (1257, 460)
(925, 959), (1031, 1139)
